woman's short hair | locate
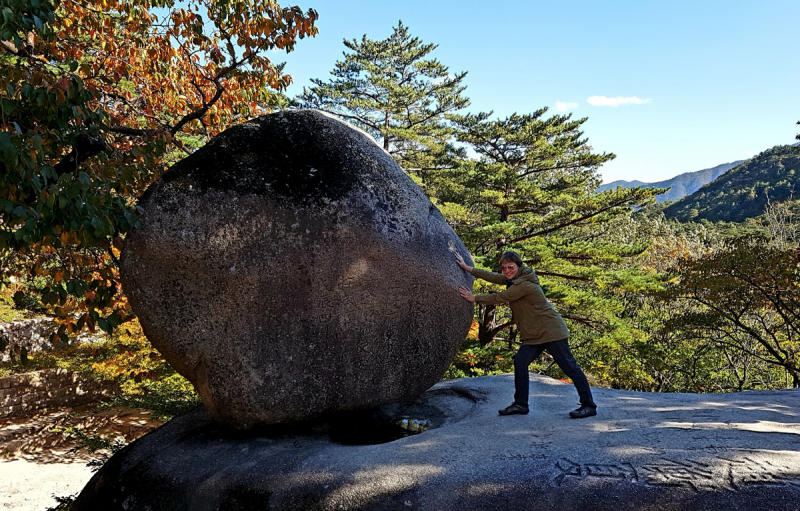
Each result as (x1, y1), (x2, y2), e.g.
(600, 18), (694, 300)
(499, 251), (524, 267)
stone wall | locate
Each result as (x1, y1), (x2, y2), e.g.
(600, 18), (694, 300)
(0, 369), (117, 417)
(0, 319), (57, 362)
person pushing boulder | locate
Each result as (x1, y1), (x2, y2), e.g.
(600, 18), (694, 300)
(455, 251), (597, 419)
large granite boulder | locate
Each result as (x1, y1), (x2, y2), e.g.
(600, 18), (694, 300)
(120, 109), (474, 428)
(72, 375), (800, 511)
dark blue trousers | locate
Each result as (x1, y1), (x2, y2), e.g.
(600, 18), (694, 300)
(514, 339), (596, 408)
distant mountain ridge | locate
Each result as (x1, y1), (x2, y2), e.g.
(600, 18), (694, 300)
(661, 145), (800, 222)
(599, 160), (746, 202)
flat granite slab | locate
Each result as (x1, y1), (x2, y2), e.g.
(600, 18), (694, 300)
(74, 374), (800, 510)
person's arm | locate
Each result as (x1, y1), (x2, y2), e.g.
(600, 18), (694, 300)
(454, 253), (507, 285)
(473, 283), (529, 305)
(459, 282), (530, 304)
(469, 267), (509, 286)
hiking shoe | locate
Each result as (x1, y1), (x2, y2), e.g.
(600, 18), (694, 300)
(569, 405), (597, 419)
(498, 403), (529, 416)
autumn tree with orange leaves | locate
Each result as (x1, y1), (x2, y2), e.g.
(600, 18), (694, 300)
(0, 0), (317, 342)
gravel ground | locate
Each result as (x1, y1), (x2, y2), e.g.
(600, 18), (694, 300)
(0, 456), (94, 511)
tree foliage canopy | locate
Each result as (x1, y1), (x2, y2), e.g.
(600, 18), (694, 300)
(659, 235), (800, 387)
(0, 0), (317, 340)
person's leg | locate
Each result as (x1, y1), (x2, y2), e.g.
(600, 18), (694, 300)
(513, 344), (545, 406)
(545, 339), (596, 409)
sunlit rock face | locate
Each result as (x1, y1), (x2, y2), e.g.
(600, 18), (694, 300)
(120, 109), (474, 428)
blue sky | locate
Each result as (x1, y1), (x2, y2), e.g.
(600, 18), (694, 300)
(277, 0), (800, 183)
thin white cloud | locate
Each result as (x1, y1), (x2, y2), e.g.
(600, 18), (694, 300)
(555, 101), (578, 111)
(587, 95), (651, 107)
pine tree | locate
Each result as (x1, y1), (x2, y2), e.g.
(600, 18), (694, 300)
(433, 110), (665, 346)
(296, 21), (469, 173)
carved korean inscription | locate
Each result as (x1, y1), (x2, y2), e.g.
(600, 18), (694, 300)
(721, 457), (800, 490)
(553, 454), (800, 491)
(639, 459), (714, 491)
(554, 458), (638, 485)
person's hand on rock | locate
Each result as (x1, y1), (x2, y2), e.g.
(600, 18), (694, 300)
(458, 286), (475, 302)
(454, 253), (472, 272)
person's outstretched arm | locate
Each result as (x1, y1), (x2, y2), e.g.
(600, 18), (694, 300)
(454, 253), (507, 285)
(459, 282), (529, 304)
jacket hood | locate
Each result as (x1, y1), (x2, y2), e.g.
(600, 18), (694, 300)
(511, 266), (540, 286)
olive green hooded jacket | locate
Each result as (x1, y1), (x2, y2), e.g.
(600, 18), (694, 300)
(470, 266), (570, 345)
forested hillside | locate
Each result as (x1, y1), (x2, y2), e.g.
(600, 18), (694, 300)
(598, 160), (744, 202)
(662, 145), (800, 222)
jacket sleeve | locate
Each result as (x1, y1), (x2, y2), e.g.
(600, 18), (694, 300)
(474, 283), (531, 305)
(470, 267), (509, 286)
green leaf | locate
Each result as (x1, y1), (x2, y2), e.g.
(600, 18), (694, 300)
(79, 172), (91, 189)
(2, 140), (18, 162)
(97, 317), (111, 334)
(42, 165), (56, 180)
(106, 312), (123, 328)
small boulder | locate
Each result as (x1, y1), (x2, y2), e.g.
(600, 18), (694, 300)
(120, 110), (474, 428)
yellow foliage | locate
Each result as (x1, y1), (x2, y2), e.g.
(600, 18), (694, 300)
(91, 319), (166, 396)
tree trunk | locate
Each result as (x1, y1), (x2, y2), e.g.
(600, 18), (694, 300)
(507, 325), (518, 350)
(478, 305), (496, 345)
(383, 112), (390, 151)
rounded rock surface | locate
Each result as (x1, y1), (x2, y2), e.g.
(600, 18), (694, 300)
(72, 375), (800, 511)
(120, 109), (474, 428)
